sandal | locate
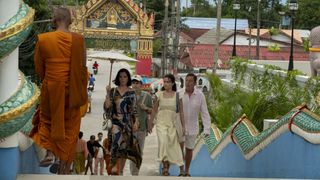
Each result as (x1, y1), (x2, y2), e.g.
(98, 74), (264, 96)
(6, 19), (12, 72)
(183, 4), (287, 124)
(162, 169), (169, 176)
(49, 160), (60, 174)
(178, 173), (184, 176)
(162, 161), (170, 176)
(184, 173), (191, 177)
(39, 151), (55, 167)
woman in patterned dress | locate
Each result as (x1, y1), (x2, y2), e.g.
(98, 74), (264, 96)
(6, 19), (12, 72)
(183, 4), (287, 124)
(104, 68), (141, 175)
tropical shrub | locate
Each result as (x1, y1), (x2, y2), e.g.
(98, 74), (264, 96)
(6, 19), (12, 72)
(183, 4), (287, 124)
(206, 57), (320, 131)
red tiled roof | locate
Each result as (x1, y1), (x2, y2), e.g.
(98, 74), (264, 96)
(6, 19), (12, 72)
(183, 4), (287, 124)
(180, 44), (309, 69)
(180, 44), (214, 68)
(182, 29), (209, 41)
(180, 31), (194, 43)
(218, 45), (309, 62)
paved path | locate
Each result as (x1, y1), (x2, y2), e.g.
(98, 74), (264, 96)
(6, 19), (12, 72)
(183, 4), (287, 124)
(81, 60), (159, 176)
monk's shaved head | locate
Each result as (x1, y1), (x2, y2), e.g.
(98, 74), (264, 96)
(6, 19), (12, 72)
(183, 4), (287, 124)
(53, 7), (72, 27)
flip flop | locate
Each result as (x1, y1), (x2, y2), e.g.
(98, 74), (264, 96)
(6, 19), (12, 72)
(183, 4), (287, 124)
(39, 158), (54, 167)
(49, 160), (60, 174)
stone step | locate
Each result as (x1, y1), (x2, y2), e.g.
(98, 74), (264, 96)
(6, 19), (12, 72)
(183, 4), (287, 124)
(17, 174), (285, 180)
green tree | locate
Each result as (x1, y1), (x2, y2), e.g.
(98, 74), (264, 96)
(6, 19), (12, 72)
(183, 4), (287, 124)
(217, 0), (283, 28)
(181, 0), (214, 17)
(146, 0), (165, 31)
(294, 0), (320, 29)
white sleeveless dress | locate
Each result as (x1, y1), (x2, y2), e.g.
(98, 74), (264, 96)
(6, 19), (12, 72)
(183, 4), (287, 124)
(155, 91), (184, 166)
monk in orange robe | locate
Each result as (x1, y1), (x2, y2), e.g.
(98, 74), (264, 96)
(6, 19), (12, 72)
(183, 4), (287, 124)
(30, 7), (87, 174)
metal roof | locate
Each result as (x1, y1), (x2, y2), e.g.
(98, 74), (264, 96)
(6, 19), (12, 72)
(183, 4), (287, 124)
(196, 28), (234, 44)
(182, 17), (249, 30)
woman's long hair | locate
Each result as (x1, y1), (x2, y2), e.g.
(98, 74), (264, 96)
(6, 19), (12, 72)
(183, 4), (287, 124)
(161, 74), (177, 91)
(114, 68), (132, 86)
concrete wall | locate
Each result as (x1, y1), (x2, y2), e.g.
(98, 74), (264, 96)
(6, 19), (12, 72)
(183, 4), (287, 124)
(251, 60), (311, 76)
(223, 34), (288, 47)
(176, 132), (320, 178)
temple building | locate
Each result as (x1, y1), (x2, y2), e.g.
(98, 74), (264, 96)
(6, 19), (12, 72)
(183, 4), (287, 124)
(71, 0), (154, 76)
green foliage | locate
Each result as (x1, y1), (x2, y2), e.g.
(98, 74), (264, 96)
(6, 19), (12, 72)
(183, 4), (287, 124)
(153, 39), (162, 57)
(267, 43), (281, 52)
(214, 0), (283, 28)
(51, 0), (88, 6)
(145, 0), (165, 31)
(269, 26), (279, 36)
(181, 0), (214, 17)
(25, 0), (52, 20)
(207, 58), (320, 131)
(303, 38), (310, 52)
(294, 0), (320, 30)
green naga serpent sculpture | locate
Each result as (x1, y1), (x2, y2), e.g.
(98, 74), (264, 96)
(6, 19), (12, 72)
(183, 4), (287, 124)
(0, 1), (39, 139)
(194, 104), (320, 160)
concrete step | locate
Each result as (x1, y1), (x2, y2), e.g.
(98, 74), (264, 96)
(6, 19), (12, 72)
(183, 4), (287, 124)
(17, 174), (289, 180)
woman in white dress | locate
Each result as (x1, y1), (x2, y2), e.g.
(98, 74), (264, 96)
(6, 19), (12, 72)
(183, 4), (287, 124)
(151, 74), (185, 176)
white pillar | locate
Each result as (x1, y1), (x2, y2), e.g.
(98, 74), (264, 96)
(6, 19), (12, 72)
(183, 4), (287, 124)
(0, 49), (19, 104)
(0, 0), (19, 24)
(0, 0), (20, 104)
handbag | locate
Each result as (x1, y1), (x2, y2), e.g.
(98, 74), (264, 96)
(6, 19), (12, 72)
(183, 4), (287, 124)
(102, 88), (116, 131)
(174, 92), (185, 143)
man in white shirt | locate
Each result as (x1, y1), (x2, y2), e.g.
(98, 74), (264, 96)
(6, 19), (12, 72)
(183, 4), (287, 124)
(179, 73), (211, 177)
(94, 132), (105, 175)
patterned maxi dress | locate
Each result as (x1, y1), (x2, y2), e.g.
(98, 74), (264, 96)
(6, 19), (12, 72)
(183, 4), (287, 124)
(155, 91), (184, 166)
(109, 88), (142, 169)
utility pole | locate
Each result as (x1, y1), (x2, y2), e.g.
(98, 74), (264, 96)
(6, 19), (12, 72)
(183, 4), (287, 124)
(186, 0), (188, 16)
(143, 0), (146, 12)
(168, 0), (177, 74)
(256, 0), (261, 60)
(169, 0), (175, 73)
(213, 0), (222, 74)
(173, 0), (181, 74)
(161, 0), (169, 76)
(248, 7), (252, 60)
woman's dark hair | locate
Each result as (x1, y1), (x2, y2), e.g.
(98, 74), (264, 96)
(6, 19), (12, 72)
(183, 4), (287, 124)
(114, 68), (132, 86)
(161, 74), (177, 91)
(79, 131), (83, 139)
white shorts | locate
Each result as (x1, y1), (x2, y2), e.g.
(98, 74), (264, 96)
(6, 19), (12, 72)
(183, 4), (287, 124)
(185, 135), (197, 150)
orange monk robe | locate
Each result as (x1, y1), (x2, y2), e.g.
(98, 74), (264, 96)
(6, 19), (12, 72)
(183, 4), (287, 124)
(30, 31), (86, 163)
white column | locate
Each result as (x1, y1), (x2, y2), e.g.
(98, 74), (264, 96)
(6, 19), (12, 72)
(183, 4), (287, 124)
(0, 49), (19, 104)
(0, 0), (19, 24)
(0, 0), (20, 104)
